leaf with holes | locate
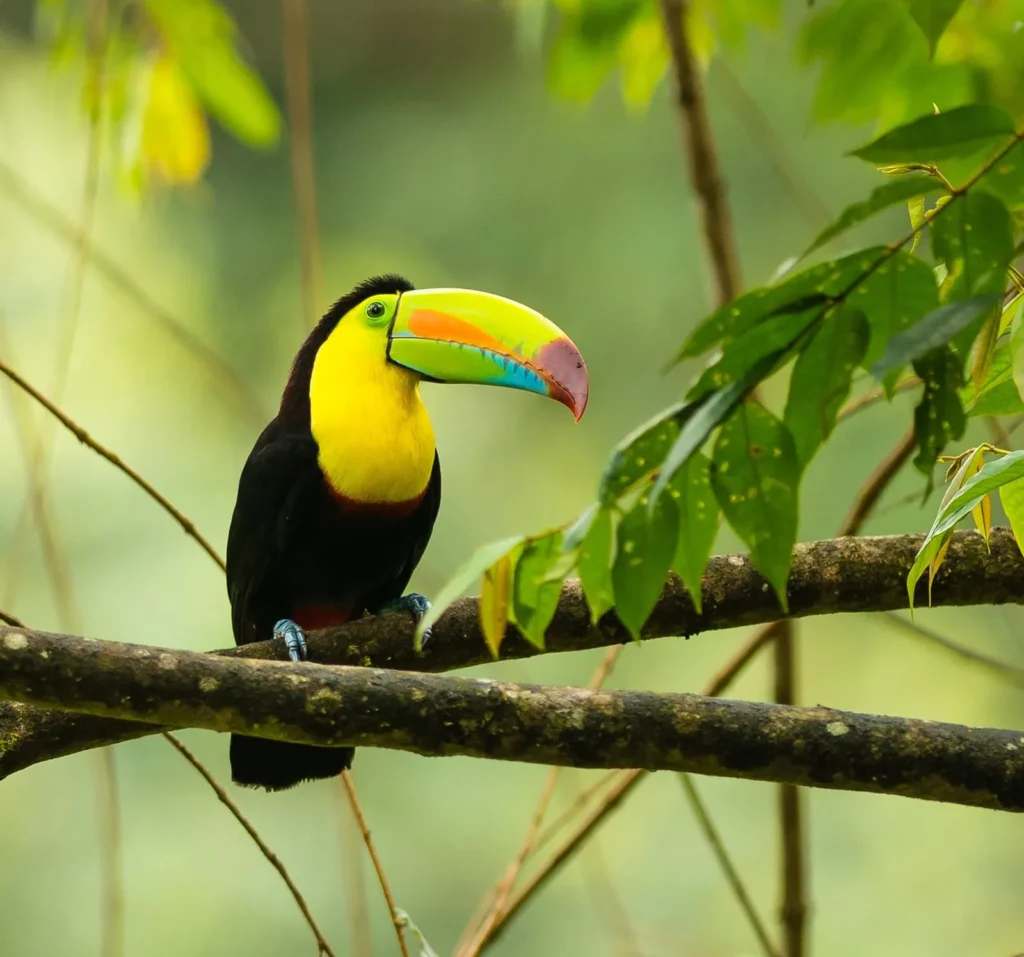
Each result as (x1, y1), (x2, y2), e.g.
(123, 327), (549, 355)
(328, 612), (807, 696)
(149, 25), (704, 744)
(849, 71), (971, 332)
(577, 508), (616, 623)
(803, 173), (944, 256)
(612, 491), (679, 638)
(675, 248), (887, 361)
(710, 403), (800, 610)
(850, 104), (1016, 165)
(785, 307), (869, 468)
(668, 453), (720, 614)
(687, 303), (823, 402)
(512, 532), (565, 649)
(480, 552), (514, 657)
(600, 402), (691, 505)
(650, 351), (779, 509)
(902, 0), (965, 56)
(856, 252), (940, 393)
(911, 348), (966, 479)
(872, 295), (1001, 379)
(416, 535), (523, 647)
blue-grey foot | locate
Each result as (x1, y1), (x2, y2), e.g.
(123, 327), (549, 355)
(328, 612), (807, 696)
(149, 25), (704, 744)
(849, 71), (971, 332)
(274, 618), (308, 663)
(378, 593), (433, 646)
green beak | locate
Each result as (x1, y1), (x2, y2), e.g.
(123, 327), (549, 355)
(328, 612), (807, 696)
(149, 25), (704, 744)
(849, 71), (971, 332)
(386, 288), (589, 420)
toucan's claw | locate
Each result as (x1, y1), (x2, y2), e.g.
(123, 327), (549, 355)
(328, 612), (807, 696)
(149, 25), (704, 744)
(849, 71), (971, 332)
(379, 593), (433, 647)
(274, 618), (308, 663)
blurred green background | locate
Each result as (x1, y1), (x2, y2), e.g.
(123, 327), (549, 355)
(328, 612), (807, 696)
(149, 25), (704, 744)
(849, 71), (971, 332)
(1, 1), (1022, 955)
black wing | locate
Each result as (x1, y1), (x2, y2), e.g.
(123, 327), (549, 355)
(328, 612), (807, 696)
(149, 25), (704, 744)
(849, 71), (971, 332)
(225, 429), (322, 645)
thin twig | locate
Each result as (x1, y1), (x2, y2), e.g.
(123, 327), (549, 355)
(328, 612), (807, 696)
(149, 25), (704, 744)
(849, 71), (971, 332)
(337, 782), (374, 957)
(282, 0), (324, 329)
(457, 646), (626, 956)
(0, 608), (25, 628)
(658, 0), (741, 305)
(882, 612), (1024, 687)
(0, 161), (266, 425)
(341, 770), (411, 957)
(162, 733), (337, 957)
(474, 426), (916, 951)
(0, 355), (225, 571)
(678, 774), (780, 957)
(836, 377), (921, 423)
(96, 747), (124, 957)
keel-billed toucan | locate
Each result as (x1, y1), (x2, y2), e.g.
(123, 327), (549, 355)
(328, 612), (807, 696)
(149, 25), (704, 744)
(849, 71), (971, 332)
(226, 276), (588, 790)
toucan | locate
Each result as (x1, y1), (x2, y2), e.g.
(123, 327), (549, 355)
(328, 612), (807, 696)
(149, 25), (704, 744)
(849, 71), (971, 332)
(226, 275), (589, 790)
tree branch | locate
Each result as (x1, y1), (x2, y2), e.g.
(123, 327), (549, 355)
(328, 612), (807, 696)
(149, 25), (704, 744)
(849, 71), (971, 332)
(1, 529), (1022, 779)
(0, 627), (1022, 811)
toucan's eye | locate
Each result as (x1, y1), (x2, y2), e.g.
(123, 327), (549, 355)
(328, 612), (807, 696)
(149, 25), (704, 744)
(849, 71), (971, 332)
(365, 301), (387, 320)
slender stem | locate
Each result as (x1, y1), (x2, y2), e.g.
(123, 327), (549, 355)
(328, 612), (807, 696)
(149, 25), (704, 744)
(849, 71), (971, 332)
(163, 733), (337, 957)
(678, 774), (781, 957)
(0, 609), (25, 628)
(96, 747), (124, 957)
(0, 354), (225, 570)
(282, 0), (324, 329)
(658, 0), (741, 305)
(341, 771), (411, 957)
(337, 781), (374, 957)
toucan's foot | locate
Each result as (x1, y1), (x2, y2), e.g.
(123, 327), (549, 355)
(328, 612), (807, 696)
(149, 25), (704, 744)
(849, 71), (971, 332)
(274, 618), (308, 663)
(379, 593), (433, 646)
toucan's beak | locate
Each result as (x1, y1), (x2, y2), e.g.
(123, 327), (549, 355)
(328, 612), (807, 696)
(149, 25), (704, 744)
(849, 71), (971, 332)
(386, 288), (589, 420)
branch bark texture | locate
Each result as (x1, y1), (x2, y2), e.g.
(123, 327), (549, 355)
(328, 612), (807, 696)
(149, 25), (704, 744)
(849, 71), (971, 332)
(1, 530), (1022, 779)
(1, 627), (1023, 811)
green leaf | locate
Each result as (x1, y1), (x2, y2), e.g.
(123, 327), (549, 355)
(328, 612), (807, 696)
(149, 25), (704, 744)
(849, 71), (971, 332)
(856, 252), (941, 393)
(906, 528), (953, 612)
(676, 248), (887, 361)
(911, 348), (967, 478)
(562, 503), (598, 552)
(577, 508), (616, 623)
(600, 402), (691, 505)
(649, 351), (779, 508)
(902, 0), (965, 57)
(667, 453), (720, 614)
(145, 0), (281, 147)
(871, 295), (1001, 379)
(687, 303), (823, 401)
(512, 532), (565, 649)
(850, 104), (1016, 165)
(395, 909), (440, 957)
(612, 491), (679, 638)
(784, 307), (870, 467)
(961, 341), (1024, 416)
(416, 535), (523, 647)
(1008, 300), (1024, 405)
(480, 552), (514, 658)
(971, 140), (1024, 212)
(710, 402), (800, 610)
(931, 450), (1024, 537)
(998, 477), (1024, 557)
(803, 173), (944, 256)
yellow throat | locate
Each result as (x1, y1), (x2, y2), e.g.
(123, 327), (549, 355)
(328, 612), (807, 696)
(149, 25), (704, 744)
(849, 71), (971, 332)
(309, 316), (436, 504)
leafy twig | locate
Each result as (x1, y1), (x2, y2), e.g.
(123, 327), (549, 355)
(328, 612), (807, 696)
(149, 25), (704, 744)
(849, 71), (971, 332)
(341, 770), (411, 957)
(678, 773), (781, 957)
(0, 355), (225, 571)
(163, 733), (337, 957)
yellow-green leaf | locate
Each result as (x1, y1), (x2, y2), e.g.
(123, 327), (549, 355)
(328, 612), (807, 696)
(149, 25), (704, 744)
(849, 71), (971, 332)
(513, 532), (565, 649)
(480, 553), (513, 658)
(998, 477), (1024, 557)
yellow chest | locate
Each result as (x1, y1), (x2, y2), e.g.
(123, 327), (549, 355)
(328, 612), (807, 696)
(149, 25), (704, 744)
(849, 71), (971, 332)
(309, 321), (436, 504)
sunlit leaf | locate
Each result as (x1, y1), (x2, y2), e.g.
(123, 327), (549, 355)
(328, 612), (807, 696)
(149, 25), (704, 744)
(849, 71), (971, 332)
(908, 194), (927, 254)
(600, 401), (692, 505)
(971, 310), (1000, 394)
(998, 476), (1024, 557)
(803, 173), (944, 256)
(931, 448), (1024, 537)
(911, 347), (966, 478)
(926, 533), (952, 600)
(784, 307), (869, 468)
(972, 491), (992, 544)
(577, 508), (616, 623)
(906, 526), (953, 612)
(710, 402), (800, 610)
(871, 295), (1001, 379)
(618, 7), (669, 109)
(612, 490), (679, 638)
(480, 552), (514, 657)
(850, 104), (1015, 165)
(416, 535), (523, 646)
(563, 503), (598, 552)
(687, 303), (823, 401)
(902, 0), (965, 57)
(650, 351), (779, 508)
(668, 452), (720, 613)
(676, 248), (887, 361)
(960, 342), (1024, 416)
(1009, 300), (1024, 404)
(513, 532), (565, 649)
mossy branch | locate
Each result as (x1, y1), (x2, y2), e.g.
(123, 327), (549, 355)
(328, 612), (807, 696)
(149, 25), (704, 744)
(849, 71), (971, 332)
(1, 529), (1022, 781)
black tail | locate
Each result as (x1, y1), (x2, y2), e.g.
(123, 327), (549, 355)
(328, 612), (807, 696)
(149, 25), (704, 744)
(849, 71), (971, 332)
(230, 735), (354, 791)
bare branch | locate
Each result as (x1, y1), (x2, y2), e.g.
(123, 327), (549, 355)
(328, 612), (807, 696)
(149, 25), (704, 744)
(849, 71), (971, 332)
(1, 627), (1023, 811)
(1, 529), (1022, 779)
